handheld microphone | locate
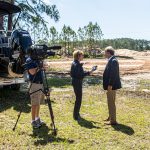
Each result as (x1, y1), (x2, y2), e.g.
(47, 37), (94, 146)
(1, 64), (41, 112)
(91, 66), (98, 72)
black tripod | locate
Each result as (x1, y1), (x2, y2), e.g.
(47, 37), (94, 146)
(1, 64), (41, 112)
(13, 61), (57, 135)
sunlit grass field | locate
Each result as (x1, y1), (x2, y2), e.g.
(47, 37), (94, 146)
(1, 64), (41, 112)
(0, 77), (150, 150)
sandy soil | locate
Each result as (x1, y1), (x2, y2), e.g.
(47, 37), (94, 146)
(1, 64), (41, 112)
(46, 57), (150, 77)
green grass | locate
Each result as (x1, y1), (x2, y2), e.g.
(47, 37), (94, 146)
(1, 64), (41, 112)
(47, 77), (71, 88)
(47, 55), (61, 60)
(138, 80), (150, 91)
(0, 78), (150, 150)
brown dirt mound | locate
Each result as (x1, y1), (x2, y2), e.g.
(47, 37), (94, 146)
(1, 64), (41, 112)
(115, 49), (150, 57)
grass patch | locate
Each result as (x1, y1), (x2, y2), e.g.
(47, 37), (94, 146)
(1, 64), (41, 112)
(83, 76), (102, 86)
(47, 55), (61, 60)
(47, 67), (67, 73)
(47, 76), (102, 88)
(47, 77), (71, 88)
(0, 78), (150, 149)
(138, 79), (150, 91)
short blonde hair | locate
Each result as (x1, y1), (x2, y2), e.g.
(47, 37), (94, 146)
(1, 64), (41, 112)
(73, 50), (84, 60)
(105, 46), (115, 55)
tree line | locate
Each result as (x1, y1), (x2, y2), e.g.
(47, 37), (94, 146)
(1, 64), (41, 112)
(100, 38), (150, 51)
(41, 22), (103, 56)
(37, 23), (150, 56)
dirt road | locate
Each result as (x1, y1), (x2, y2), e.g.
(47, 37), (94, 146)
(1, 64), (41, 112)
(46, 56), (150, 76)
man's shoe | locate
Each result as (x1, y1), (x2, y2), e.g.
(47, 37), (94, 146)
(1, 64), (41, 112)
(104, 121), (118, 125)
(31, 120), (41, 129)
(104, 117), (110, 121)
(36, 118), (46, 126)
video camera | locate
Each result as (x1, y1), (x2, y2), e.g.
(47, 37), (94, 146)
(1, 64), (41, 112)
(28, 45), (61, 60)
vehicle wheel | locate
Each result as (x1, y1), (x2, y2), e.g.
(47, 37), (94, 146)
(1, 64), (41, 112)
(11, 84), (20, 90)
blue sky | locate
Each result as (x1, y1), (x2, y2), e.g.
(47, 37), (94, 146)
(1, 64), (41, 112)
(44, 0), (150, 40)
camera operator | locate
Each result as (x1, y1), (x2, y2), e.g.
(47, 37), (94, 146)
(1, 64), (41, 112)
(25, 52), (46, 129)
(70, 50), (97, 120)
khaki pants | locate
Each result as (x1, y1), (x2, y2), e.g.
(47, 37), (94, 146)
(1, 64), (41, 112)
(106, 90), (116, 122)
(29, 83), (45, 105)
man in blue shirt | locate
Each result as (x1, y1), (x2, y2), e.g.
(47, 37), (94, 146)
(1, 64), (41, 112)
(25, 56), (45, 128)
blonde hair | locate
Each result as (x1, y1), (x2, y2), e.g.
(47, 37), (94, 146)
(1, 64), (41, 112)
(105, 46), (115, 55)
(73, 50), (84, 60)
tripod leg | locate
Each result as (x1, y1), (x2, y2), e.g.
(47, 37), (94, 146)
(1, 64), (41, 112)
(12, 110), (22, 131)
(46, 95), (57, 136)
(12, 87), (31, 131)
(42, 68), (57, 135)
(12, 93), (29, 131)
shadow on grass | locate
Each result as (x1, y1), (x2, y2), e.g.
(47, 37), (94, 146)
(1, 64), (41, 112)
(77, 117), (100, 129)
(47, 76), (103, 88)
(112, 123), (134, 135)
(0, 89), (30, 113)
(31, 124), (74, 145)
(83, 76), (103, 86)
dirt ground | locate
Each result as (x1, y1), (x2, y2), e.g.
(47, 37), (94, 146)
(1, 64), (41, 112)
(46, 56), (150, 77)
